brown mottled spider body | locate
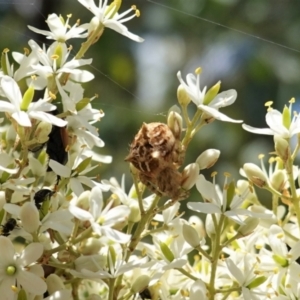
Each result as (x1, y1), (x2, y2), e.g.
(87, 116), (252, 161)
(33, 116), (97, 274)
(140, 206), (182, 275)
(126, 122), (188, 200)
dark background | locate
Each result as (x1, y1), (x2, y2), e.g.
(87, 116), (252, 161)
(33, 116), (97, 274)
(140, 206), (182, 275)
(1, 0), (300, 204)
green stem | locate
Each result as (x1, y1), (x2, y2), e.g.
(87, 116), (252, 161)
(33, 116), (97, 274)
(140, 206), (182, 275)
(175, 267), (199, 281)
(108, 278), (116, 300)
(208, 214), (225, 300)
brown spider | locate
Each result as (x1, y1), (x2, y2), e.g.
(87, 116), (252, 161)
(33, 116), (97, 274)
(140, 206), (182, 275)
(125, 122), (188, 200)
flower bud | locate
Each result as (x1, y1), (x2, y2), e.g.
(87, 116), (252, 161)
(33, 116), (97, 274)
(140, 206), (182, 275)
(20, 202), (40, 233)
(34, 121), (52, 144)
(274, 135), (290, 162)
(243, 163), (268, 188)
(205, 214), (217, 238)
(79, 237), (102, 255)
(188, 215), (205, 237)
(167, 111), (182, 139)
(182, 223), (200, 248)
(270, 170), (286, 192)
(196, 149), (220, 170)
(74, 190), (91, 210)
(181, 163), (199, 190)
(6, 125), (17, 147)
(237, 217), (259, 237)
(203, 81), (221, 105)
(128, 201), (141, 223)
(46, 274), (65, 295)
(131, 275), (150, 294)
(177, 84), (191, 106)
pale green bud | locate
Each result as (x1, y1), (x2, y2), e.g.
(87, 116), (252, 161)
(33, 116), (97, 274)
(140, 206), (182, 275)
(205, 213), (217, 238)
(196, 149), (220, 170)
(167, 111), (182, 139)
(128, 201), (141, 223)
(79, 237), (102, 255)
(270, 170), (286, 192)
(181, 163), (199, 190)
(6, 124), (17, 147)
(182, 223), (200, 248)
(75, 190), (91, 210)
(237, 217), (259, 237)
(203, 81), (221, 105)
(46, 274), (65, 295)
(20, 202), (40, 233)
(274, 135), (290, 162)
(131, 275), (150, 293)
(34, 121), (52, 143)
(243, 163), (269, 188)
(177, 84), (190, 106)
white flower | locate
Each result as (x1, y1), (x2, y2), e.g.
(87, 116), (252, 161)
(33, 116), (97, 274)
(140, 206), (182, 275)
(242, 108), (300, 138)
(69, 185), (131, 243)
(28, 40), (94, 90)
(28, 13), (88, 42)
(78, 0), (144, 42)
(226, 253), (270, 300)
(0, 237), (46, 298)
(177, 69), (242, 123)
(188, 174), (267, 225)
(0, 76), (67, 127)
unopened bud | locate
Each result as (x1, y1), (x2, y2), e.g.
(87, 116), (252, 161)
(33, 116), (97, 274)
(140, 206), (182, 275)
(20, 202), (40, 233)
(181, 163), (199, 190)
(167, 111), (182, 139)
(128, 201), (141, 223)
(6, 125), (17, 147)
(34, 121), (52, 144)
(270, 170), (286, 192)
(131, 275), (150, 293)
(237, 217), (259, 237)
(196, 149), (220, 170)
(274, 135), (290, 162)
(46, 274), (65, 295)
(177, 84), (191, 106)
(243, 163), (268, 188)
(74, 190), (91, 210)
(205, 214), (217, 238)
(79, 237), (102, 255)
(203, 81), (221, 105)
(188, 215), (205, 238)
(182, 223), (200, 248)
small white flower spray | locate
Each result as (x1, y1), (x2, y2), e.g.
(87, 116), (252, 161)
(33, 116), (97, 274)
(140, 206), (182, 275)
(0, 1), (299, 300)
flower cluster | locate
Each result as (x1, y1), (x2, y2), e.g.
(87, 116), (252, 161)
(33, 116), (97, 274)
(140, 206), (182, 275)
(0, 1), (299, 300)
